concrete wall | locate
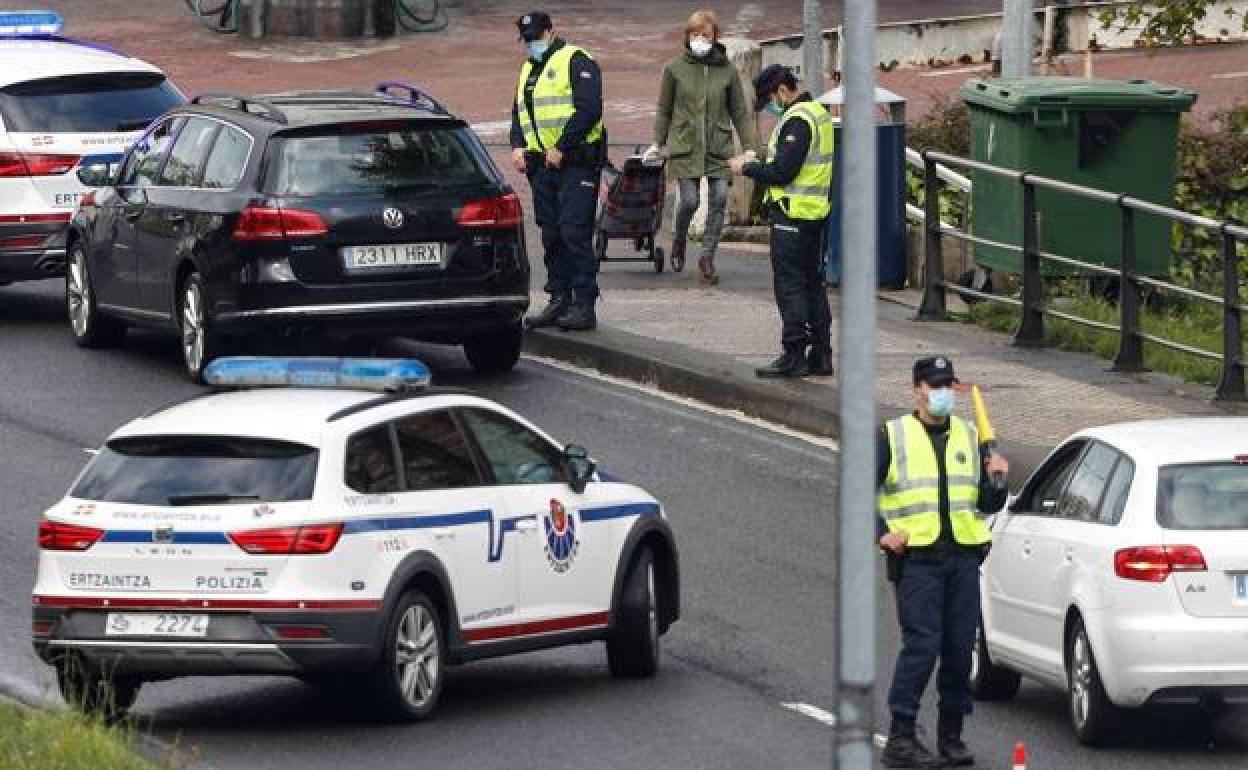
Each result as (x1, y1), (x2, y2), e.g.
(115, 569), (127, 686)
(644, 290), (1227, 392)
(760, 1), (1248, 75)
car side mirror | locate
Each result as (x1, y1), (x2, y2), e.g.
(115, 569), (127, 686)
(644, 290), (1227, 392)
(77, 162), (115, 188)
(564, 444), (596, 494)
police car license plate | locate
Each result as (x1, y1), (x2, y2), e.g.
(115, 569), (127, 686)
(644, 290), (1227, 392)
(105, 613), (209, 638)
(341, 243), (442, 270)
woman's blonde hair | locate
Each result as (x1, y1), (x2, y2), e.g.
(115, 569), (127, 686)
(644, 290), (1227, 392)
(685, 10), (719, 40)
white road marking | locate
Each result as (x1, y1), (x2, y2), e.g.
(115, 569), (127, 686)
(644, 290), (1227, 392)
(918, 65), (992, 78)
(781, 702), (888, 748)
(1211, 71), (1248, 79)
(523, 355), (839, 453)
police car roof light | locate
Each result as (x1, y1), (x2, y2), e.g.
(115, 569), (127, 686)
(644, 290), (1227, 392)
(203, 357), (432, 393)
(0, 10), (64, 36)
(375, 81), (447, 114)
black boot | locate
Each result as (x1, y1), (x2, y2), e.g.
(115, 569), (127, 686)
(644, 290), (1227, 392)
(556, 296), (597, 331)
(937, 712), (974, 767)
(525, 294), (569, 329)
(755, 349), (809, 379)
(880, 719), (946, 769)
(670, 238), (686, 272)
(807, 344), (835, 376)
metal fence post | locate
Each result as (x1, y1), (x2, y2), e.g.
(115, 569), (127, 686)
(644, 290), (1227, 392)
(917, 156), (947, 320)
(1113, 201), (1145, 372)
(1014, 176), (1045, 347)
(1216, 228), (1246, 402)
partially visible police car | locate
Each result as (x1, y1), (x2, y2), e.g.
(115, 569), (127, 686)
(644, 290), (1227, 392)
(0, 11), (183, 284)
(32, 358), (679, 721)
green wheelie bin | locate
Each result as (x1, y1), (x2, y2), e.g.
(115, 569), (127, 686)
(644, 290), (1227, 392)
(959, 77), (1195, 277)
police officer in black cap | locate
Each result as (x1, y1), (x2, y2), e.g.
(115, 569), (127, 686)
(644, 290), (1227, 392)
(728, 64), (834, 378)
(511, 11), (606, 332)
(875, 355), (1010, 767)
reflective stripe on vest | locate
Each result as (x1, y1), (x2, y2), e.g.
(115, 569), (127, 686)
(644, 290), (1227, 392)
(515, 45), (604, 152)
(877, 414), (991, 547)
(764, 100), (834, 220)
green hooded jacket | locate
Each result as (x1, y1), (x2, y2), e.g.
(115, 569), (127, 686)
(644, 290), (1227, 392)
(653, 43), (756, 180)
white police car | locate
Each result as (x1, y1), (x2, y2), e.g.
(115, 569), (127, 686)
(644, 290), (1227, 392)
(32, 358), (679, 721)
(0, 11), (183, 284)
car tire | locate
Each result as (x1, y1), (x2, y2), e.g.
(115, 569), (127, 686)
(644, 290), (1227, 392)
(178, 272), (224, 384)
(1067, 618), (1118, 746)
(66, 244), (126, 348)
(363, 590), (445, 722)
(55, 654), (141, 724)
(969, 618), (1020, 701)
(463, 323), (523, 375)
(607, 547), (660, 679)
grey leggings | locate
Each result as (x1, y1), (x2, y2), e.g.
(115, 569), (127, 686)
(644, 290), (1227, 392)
(672, 176), (729, 259)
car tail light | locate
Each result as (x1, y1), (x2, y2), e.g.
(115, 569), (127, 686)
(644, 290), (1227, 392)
(271, 625), (330, 640)
(38, 520), (104, 551)
(0, 235), (48, 250)
(457, 193), (522, 228)
(232, 205), (328, 240)
(228, 522), (343, 555)
(1114, 545), (1206, 582)
(0, 152), (79, 177)
(32, 620), (54, 636)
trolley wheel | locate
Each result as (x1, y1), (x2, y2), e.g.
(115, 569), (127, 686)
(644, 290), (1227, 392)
(594, 229), (608, 261)
(651, 240), (665, 274)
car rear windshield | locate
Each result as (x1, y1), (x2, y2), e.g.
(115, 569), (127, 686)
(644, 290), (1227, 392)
(1157, 463), (1248, 530)
(266, 123), (492, 196)
(71, 436), (318, 506)
(0, 73), (183, 133)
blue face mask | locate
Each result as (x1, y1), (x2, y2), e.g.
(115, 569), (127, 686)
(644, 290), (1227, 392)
(927, 387), (956, 418)
(526, 40), (549, 61)
(764, 100), (784, 117)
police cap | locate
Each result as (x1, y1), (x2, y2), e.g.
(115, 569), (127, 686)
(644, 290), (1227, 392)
(753, 64), (797, 111)
(913, 355), (958, 387)
(516, 11), (553, 41)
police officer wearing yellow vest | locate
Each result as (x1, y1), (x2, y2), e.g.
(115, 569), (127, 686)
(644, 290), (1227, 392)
(510, 11), (605, 332)
(728, 64), (833, 378)
(877, 355), (1009, 768)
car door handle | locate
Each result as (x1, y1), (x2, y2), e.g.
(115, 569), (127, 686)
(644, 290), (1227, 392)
(1021, 540), (1033, 557)
(514, 519), (538, 533)
(1063, 547), (1074, 563)
(430, 528), (455, 542)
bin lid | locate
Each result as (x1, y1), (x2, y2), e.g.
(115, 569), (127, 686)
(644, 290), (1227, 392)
(959, 77), (1196, 114)
(818, 85), (906, 106)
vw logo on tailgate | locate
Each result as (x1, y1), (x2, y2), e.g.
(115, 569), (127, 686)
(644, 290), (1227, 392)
(382, 207), (405, 230)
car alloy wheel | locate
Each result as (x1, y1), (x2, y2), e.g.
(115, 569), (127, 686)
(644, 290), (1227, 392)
(181, 280), (205, 377)
(607, 547), (660, 678)
(1067, 619), (1117, 745)
(395, 603), (441, 710)
(969, 618), (1020, 701)
(66, 245), (125, 348)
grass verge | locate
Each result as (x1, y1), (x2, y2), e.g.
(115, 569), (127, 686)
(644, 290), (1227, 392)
(0, 700), (173, 770)
(966, 295), (1242, 387)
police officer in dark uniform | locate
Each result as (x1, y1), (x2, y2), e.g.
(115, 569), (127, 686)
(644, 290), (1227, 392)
(876, 356), (1010, 768)
(511, 11), (606, 332)
(728, 64), (834, 379)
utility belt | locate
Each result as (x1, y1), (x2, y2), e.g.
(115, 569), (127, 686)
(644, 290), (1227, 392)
(524, 140), (606, 173)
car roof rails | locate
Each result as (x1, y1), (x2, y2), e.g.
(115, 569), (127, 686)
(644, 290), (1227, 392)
(375, 81), (448, 115)
(191, 92), (289, 125)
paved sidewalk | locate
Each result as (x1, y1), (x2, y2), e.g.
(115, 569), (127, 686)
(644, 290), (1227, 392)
(530, 239), (1245, 469)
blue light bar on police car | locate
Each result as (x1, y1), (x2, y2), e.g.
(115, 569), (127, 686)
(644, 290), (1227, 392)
(203, 357), (432, 392)
(0, 11), (65, 35)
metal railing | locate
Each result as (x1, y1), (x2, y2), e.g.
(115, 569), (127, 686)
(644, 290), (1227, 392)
(917, 150), (1248, 403)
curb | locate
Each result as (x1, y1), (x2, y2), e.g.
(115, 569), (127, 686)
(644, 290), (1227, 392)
(524, 326), (842, 439)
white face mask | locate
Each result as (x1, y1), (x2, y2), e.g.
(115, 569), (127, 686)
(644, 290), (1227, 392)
(689, 37), (713, 57)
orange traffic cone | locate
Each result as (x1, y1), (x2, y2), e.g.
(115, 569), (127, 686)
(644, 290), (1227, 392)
(1012, 742), (1026, 770)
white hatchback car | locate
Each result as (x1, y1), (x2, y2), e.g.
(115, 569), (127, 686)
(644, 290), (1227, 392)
(972, 418), (1248, 744)
(0, 10), (182, 284)
(32, 358), (679, 721)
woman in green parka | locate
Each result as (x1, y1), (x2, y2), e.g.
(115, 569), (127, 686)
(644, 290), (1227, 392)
(650, 10), (755, 284)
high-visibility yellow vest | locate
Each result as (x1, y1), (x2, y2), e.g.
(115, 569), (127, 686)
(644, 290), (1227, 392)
(515, 44), (604, 152)
(764, 99), (834, 220)
(877, 414), (991, 547)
